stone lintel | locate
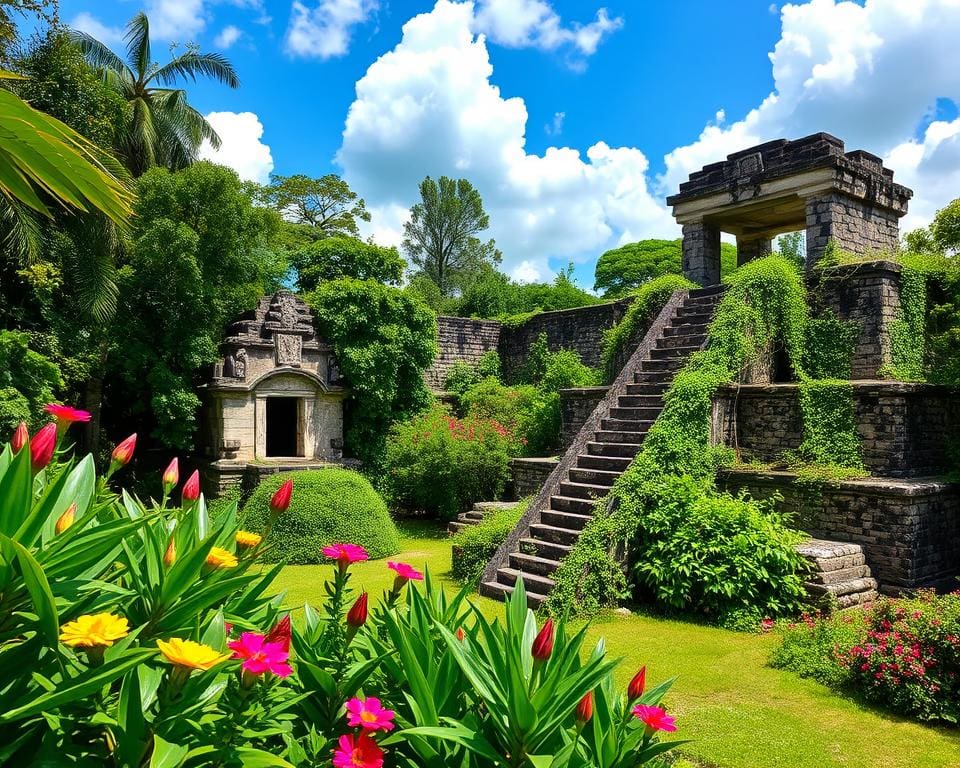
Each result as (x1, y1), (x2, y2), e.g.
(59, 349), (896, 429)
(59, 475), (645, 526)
(718, 468), (957, 498)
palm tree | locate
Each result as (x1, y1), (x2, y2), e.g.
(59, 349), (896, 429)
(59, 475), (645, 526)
(70, 12), (239, 176)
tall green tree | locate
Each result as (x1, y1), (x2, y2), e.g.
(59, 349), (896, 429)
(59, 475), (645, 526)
(593, 238), (737, 297)
(71, 12), (239, 176)
(108, 162), (285, 449)
(402, 175), (501, 296)
(254, 174), (370, 238)
(291, 235), (405, 291)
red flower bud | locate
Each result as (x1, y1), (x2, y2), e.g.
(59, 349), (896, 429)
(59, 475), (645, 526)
(182, 470), (201, 502)
(269, 479), (293, 515)
(347, 593), (369, 628)
(55, 502), (77, 534)
(575, 691), (594, 723)
(531, 619), (554, 662)
(628, 666), (646, 701)
(162, 458), (179, 492)
(265, 615), (292, 652)
(456, 627), (466, 642)
(111, 433), (136, 468)
(10, 421), (28, 453)
(30, 423), (57, 472)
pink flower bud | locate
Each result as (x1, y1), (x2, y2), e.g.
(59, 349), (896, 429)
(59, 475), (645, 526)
(111, 433), (136, 468)
(347, 593), (369, 628)
(10, 421), (28, 453)
(628, 666), (646, 700)
(30, 423), (57, 472)
(532, 619), (554, 662)
(162, 458), (179, 492)
(269, 479), (293, 515)
(575, 691), (593, 723)
(182, 470), (200, 502)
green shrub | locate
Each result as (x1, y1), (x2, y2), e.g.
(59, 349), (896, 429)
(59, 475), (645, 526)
(0, 329), (62, 435)
(384, 406), (512, 519)
(443, 360), (480, 397)
(600, 274), (696, 383)
(772, 591), (960, 723)
(451, 500), (526, 586)
(476, 349), (502, 379)
(207, 487), (241, 521)
(461, 378), (541, 454)
(539, 347), (599, 391)
(240, 469), (400, 563)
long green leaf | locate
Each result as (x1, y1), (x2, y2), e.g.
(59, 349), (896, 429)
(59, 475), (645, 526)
(3, 534), (59, 647)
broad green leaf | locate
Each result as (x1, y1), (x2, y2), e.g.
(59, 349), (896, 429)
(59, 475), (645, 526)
(0, 447), (33, 538)
(150, 735), (188, 768)
(3, 534), (59, 646)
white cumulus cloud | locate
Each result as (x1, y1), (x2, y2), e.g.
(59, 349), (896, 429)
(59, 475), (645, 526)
(285, 0), (379, 58)
(659, 0), (960, 230)
(69, 12), (125, 44)
(338, 0), (672, 280)
(199, 111), (274, 184)
(215, 25), (243, 48)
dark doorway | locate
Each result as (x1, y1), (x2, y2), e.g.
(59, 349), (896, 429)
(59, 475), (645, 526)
(266, 397), (300, 457)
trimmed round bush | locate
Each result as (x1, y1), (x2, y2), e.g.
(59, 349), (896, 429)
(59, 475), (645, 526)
(240, 469), (400, 564)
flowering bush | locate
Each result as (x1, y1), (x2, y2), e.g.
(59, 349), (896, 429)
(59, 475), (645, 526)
(384, 406), (512, 519)
(772, 591), (960, 723)
(0, 405), (683, 765)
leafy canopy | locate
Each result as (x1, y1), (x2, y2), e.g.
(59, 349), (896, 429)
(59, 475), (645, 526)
(593, 238), (737, 298)
(402, 175), (501, 296)
(291, 235), (405, 291)
(252, 173), (370, 238)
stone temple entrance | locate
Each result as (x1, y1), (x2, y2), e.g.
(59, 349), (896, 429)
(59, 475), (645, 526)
(265, 397), (301, 458)
(667, 133), (912, 285)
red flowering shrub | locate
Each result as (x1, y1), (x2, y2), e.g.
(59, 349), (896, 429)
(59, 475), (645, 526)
(773, 591), (960, 723)
(384, 406), (512, 519)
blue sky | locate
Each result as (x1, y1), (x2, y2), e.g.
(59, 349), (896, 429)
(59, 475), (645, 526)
(53, 1), (960, 287)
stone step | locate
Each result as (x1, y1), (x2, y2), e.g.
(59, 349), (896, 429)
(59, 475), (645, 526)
(577, 453), (632, 472)
(558, 480), (610, 500)
(474, 501), (520, 514)
(594, 429), (648, 444)
(688, 284), (727, 299)
(625, 382), (669, 395)
(586, 441), (642, 458)
(447, 521), (470, 534)
(608, 406), (661, 421)
(568, 467), (620, 487)
(480, 580), (546, 609)
(805, 577), (878, 599)
(664, 322), (709, 338)
(496, 567), (556, 594)
(640, 359), (686, 374)
(461, 510), (485, 521)
(518, 536), (572, 561)
(617, 394), (663, 408)
(806, 565), (871, 585)
(509, 551), (562, 576)
(835, 590), (878, 610)
(673, 309), (713, 324)
(550, 495), (597, 514)
(529, 523), (580, 546)
(600, 417), (654, 433)
(650, 345), (700, 360)
(541, 508), (594, 530)
(684, 294), (723, 307)
(657, 333), (706, 349)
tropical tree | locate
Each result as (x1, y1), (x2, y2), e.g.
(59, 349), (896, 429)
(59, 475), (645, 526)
(70, 11), (239, 176)
(402, 175), (501, 296)
(291, 235), (405, 291)
(254, 173), (370, 238)
(594, 238), (737, 297)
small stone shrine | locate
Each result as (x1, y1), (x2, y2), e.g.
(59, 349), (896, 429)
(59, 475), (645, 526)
(199, 291), (348, 494)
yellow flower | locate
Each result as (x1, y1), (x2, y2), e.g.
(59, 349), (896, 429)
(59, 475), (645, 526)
(235, 530), (262, 548)
(156, 638), (230, 670)
(59, 613), (130, 648)
(205, 546), (238, 569)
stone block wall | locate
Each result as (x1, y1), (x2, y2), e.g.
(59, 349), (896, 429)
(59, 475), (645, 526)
(805, 193), (901, 269)
(424, 317), (501, 389)
(560, 387), (609, 450)
(815, 260), (902, 379)
(510, 457), (559, 500)
(718, 469), (960, 593)
(498, 299), (631, 382)
(712, 382), (960, 477)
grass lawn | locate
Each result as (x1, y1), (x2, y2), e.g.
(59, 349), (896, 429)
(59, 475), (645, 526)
(268, 521), (960, 768)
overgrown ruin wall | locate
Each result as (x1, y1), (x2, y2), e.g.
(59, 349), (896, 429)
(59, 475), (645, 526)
(425, 298), (633, 389)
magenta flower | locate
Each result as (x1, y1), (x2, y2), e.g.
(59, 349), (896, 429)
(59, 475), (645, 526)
(44, 404), (91, 427)
(228, 632), (292, 678)
(344, 696), (396, 732)
(388, 561), (424, 583)
(632, 704), (677, 733)
(333, 733), (383, 768)
(323, 543), (369, 569)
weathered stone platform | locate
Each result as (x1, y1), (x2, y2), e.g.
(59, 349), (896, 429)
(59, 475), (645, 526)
(796, 539), (878, 610)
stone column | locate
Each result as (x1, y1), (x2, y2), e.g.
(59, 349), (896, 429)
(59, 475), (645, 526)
(681, 220), (722, 286)
(805, 193), (901, 270)
(736, 235), (773, 267)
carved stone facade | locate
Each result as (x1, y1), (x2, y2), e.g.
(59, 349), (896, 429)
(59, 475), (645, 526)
(200, 291), (348, 493)
(667, 133), (913, 283)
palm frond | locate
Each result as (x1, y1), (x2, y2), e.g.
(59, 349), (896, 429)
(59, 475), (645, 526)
(67, 29), (130, 80)
(0, 196), (42, 262)
(61, 216), (120, 322)
(152, 52), (240, 88)
(124, 11), (151, 83)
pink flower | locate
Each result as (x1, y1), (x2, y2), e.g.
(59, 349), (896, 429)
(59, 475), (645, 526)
(761, 618), (776, 633)
(388, 561), (424, 584)
(323, 543), (369, 570)
(110, 434), (136, 468)
(182, 470), (201, 502)
(345, 697), (396, 732)
(30, 423), (57, 472)
(228, 632), (292, 678)
(44, 404), (91, 427)
(632, 704), (677, 733)
(333, 733), (383, 768)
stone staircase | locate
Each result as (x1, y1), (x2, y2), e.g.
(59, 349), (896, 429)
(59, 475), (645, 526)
(479, 285), (726, 608)
(796, 539), (878, 610)
(448, 501), (520, 535)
